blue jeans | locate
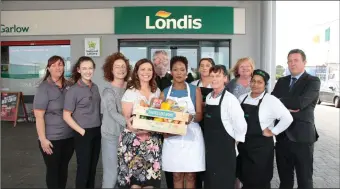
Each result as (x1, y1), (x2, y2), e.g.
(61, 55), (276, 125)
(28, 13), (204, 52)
(101, 135), (119, 188)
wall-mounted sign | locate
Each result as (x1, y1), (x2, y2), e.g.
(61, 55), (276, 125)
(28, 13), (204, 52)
(114, 6), (245, 34)
(84, 38), (101, 57)
(1, 24), (30, 34)
(1, 9), (113, 36)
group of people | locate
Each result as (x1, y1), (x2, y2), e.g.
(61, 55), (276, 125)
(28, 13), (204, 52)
(33, 48), (320, 189)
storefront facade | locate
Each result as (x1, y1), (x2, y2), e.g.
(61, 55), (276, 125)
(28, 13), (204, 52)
(1, 1), (276, 99)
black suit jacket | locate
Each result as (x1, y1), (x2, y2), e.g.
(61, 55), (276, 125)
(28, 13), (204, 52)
(271, 72), (321, 143)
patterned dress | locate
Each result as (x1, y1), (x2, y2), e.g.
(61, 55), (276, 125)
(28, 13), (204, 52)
(117, 88), (163, 187)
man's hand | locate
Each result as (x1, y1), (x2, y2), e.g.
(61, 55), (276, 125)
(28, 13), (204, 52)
(263, 128), (274, 137)
(289, 109), (300, 113)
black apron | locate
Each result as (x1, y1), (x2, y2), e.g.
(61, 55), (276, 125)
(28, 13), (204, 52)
(236, 93), (274, 188)
(196, 80), (213, 133)
(204, 88), (236, 189)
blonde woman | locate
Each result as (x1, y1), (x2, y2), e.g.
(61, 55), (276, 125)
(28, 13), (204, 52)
(226, 57), (255, 99)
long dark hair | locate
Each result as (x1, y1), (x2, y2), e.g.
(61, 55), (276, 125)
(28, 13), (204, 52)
(42, 55), (66, 86)
(71, 56), (96, 83)
(127, 58), (157, 93)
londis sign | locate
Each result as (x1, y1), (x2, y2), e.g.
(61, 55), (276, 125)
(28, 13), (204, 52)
(146, 10), (202, 30)
(114, 6), (245, 34)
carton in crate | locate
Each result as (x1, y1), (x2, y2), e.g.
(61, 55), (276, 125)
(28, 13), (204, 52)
(132, 105), (190, 135)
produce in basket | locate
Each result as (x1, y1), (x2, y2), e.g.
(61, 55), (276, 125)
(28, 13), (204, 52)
(150, 98), (163, 109)
(138, 98), (185, 124)
(160, 101), (171, 110)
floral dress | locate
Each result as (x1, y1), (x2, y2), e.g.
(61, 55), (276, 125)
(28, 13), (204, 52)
(117, 88), (163, 187)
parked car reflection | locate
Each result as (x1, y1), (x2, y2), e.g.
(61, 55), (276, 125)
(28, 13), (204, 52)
(318, 80), (340, 108)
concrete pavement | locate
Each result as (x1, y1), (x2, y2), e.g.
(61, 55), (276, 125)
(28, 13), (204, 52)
(1, 104), (339, 188)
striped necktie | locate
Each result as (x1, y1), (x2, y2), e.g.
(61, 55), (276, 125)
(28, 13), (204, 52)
(289, 77), (297, 90)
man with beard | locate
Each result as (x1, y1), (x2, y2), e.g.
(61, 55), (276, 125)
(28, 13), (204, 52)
(153, 50), (195, 91)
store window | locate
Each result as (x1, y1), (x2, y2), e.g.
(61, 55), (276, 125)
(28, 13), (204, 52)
(118, 39), (231, 73)
(1, 40), (71, 98)
(1, 40), (71, 79)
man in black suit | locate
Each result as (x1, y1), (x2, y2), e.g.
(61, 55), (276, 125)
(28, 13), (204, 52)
(272, 49), (321, 189)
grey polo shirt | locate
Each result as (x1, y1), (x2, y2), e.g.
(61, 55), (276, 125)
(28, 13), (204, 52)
(64, 79), (101, 129)
(33, 78), (73, 140)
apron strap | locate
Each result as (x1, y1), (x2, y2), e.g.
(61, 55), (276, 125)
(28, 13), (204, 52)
(186, 82), (191, 97)
(196, 80), (200, 87)
(241, 92), (267, 108)
(241, 94), (249, 105)
(257, 92), (267, 107)
(166, 82), (191, 99)
(218, 88), (228, 106)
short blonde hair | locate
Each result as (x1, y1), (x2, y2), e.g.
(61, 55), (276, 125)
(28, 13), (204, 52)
(229, 57), (255, 77)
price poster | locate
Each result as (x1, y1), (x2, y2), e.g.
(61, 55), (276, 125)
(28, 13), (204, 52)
(1, 92), (28, 126)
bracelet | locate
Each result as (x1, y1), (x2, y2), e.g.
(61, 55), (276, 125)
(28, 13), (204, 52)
(190, 114), (195, 123)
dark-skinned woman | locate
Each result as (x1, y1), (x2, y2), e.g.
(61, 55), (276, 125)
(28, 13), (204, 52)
(236, 69), (293, 189)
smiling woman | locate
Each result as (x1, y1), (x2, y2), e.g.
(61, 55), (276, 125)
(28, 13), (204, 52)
(63, 56), (102, 188)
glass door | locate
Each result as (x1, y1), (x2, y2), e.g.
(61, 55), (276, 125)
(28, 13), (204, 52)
(148, 47), (172, 62)
(175, 47), (199, 74)
(118, 39), (231, 71)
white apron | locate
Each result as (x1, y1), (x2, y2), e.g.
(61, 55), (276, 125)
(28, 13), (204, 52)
(162, 83), (205, 172)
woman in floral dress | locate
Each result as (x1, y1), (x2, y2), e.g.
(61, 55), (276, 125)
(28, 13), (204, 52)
(117, 58), (163, 188)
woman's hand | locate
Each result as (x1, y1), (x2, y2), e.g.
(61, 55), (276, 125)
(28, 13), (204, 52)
(186, 114), (194, 125)
(40, 138), (53, 155)
(126, 116), (138, 132)
(126, 116), (148, 135)
(80, 129), (86, 136)
(263, 128), (274, 137)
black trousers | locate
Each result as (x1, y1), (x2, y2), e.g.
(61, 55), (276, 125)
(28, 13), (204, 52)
(275, 139), (314, 189)
(39, 137), (74, 189)
(165, 171), (204, 188)
(74, 127), (101, 188)
(242, 182), (271, 189)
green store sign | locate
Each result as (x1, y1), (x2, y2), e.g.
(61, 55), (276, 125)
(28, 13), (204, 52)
(114, 6), (235, 34)
(1, 24), (30, 33)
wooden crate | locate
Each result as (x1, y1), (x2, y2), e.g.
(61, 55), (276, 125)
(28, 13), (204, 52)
(132, 105), (190, 135)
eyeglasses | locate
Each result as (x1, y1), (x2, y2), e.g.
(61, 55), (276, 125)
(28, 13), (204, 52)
(153, 57), (169, 66)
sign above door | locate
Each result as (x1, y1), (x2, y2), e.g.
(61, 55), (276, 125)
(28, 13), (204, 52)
(114, 6), (245, 35)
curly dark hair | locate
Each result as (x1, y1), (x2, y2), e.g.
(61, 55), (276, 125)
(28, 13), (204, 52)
(127, 58), (158, 93)
(170, 56), (188, 71)
(71, 56), (96, 83)
(102, 52), (130, 82)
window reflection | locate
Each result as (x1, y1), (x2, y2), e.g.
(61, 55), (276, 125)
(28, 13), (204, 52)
(120, 47), (147, 67)
(1, 45), (71, 79)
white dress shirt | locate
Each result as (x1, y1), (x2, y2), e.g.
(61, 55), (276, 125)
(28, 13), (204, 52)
(238, 91), (293, 135)
(206, 90), (247, 142)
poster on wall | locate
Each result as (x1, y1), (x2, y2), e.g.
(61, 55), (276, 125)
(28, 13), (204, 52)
(84, 38), (101, 57)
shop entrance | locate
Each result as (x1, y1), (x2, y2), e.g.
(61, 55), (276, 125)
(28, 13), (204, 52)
(118, 39), (231, 74)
